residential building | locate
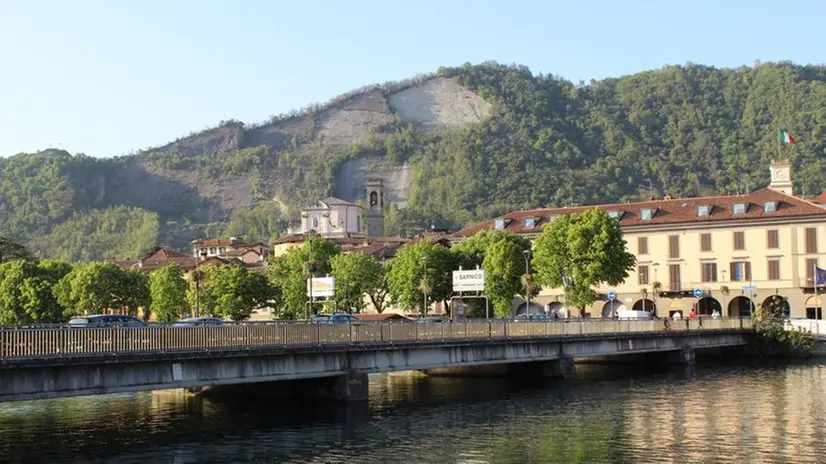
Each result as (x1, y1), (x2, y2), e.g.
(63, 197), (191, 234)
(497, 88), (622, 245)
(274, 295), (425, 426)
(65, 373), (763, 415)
(191, 237), (269, 260)
(451, 160), (826, 319)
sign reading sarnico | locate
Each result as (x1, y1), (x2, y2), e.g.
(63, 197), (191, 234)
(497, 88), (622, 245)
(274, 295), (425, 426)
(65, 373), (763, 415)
(453, 269), (486, 292)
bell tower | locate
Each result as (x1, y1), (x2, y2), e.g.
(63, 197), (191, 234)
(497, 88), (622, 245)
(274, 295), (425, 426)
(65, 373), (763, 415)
(769, 159), (793, 196)
(365, 178), (384, 237)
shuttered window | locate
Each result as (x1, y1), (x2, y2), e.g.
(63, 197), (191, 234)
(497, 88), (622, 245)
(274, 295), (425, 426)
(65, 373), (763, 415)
(767, 229), (779, 249)
(638, 265), (649, 285)
(805, 227), (818, 254)
(669, 264), (681, 291)
(638, 237), (648, 255)
(700, 233), (712, 252)
(733, 231), (745, 250)
(669, 235), (680, 259)
(767, 259), (780, 280)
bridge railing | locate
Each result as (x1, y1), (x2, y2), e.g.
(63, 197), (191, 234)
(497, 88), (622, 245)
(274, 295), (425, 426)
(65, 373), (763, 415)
(0, 318), (752, 359)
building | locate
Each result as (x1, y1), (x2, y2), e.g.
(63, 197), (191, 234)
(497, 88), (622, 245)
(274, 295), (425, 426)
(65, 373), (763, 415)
(451, 160), (826, 319)
(190, 237), (269, 260)
(365, 178), (385, 237)
(297, 197), (363, 238)
(271, 232), (410, 259)
(114, 247), (197, 272)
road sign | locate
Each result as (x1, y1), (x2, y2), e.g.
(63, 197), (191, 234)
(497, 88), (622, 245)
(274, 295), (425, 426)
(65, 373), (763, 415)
(742, 285), (758, 292)
(452, 269), (486, 292)
(607, 291), (616, 300)
(693, 288), (703, 298)
(307, 277), (335, 298)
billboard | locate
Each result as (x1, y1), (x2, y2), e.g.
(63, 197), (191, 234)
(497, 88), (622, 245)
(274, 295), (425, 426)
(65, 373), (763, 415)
(307, 277), (335, 298)
(452, 269), (486, 292)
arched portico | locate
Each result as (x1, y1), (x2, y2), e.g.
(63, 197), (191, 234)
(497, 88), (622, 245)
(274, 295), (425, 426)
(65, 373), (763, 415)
(632, 299), (656, 313)
(697, 297), (721, 316)
(728, 296), (754, 317)
(805, 295), (822, 320)
(761, 295), (790, 318)
(601, 300), (625, 318)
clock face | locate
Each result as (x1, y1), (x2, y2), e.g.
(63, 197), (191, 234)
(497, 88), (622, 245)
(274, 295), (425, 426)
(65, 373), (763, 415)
(773, 168), (789, 181)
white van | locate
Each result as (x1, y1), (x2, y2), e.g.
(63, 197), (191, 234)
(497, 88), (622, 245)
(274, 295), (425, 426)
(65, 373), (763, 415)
(616, 310), (651, 320)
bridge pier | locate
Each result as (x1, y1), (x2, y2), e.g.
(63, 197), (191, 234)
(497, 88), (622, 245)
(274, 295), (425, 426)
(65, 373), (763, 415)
(310, 372), (369, 402)
(665, 346), (696, 365)
(509, 356), (575, 379)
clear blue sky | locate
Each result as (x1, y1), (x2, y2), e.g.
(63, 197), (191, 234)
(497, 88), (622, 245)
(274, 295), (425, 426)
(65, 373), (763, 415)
(1, 0), (823, 158)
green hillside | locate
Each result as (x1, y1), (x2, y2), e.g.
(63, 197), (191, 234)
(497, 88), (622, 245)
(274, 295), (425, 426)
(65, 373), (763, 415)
(2, 61), (825, 260)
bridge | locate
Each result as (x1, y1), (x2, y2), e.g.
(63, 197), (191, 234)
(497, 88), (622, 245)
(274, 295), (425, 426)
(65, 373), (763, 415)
(0, 318), (753, 403)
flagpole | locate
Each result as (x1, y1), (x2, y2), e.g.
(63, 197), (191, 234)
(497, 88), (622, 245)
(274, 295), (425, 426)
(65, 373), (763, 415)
(816, 262), (821, 324)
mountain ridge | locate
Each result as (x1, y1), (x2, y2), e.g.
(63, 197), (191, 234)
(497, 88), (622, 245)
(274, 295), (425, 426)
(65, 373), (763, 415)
(3, 61), (826, 261)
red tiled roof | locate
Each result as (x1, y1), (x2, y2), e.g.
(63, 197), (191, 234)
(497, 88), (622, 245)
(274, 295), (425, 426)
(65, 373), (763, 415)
(272, 233), (411, 247)
(452, 188), (826, 238)
(192, 238), (245, 247)
(813, 191), (826, 204)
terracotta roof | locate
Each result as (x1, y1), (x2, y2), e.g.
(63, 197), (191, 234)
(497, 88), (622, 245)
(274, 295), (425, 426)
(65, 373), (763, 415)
(452, 187), (826, 238)
(813, 191), (826, 204)
(272, 233), (410, 247)
(137, 257), (197, 271)
(141, 247), (190, 260)
(192, 238), (246, 247)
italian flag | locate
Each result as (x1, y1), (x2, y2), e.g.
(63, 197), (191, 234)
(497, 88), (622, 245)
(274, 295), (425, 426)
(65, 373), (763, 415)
(779, 128), (795, 144)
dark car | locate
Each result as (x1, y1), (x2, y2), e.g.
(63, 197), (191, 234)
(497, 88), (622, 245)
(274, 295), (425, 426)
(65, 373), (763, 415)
(311, 314), (331, 324)
(328, 314), (361, 324)
(172, 317), (226, 327)
(68, 315), (146, 328)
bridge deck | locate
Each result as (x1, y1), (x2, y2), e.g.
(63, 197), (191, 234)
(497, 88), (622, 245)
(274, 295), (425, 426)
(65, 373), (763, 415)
(0, 318), (752, 361)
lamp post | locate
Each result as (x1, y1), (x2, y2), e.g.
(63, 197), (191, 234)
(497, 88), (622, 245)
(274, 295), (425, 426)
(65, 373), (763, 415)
(306, 237), (313, 321)
(523, 249), (532, 316)
(421, 256), (428, 319)
(652, 262), (659, 316)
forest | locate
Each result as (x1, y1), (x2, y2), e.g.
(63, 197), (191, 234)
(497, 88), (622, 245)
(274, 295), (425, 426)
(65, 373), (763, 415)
(1, 61), (825, 260)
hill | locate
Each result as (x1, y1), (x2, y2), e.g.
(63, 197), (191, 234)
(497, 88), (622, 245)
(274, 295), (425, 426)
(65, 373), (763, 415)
(3, 61), (826, 260)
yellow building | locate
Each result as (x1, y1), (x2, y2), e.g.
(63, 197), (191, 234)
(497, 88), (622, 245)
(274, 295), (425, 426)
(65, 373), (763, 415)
(451, 160), (826, 319)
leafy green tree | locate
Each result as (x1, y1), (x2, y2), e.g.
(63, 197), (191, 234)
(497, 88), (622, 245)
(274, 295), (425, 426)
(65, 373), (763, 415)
(533, 209), (636, 317)
(331, 252), (388, 313)
(224, 202), (289, 243)
(197, 264), (274, 321)
(387, 240), (454, 314)
(54, 262), (149, 316)
(149, 263), (189, 322)
(0, 236), (32, 263)
(452, 230), (532, 317)
(0, 260), (72, 324)
(267, 235), (340, 318)
(752, 296), (814, 356)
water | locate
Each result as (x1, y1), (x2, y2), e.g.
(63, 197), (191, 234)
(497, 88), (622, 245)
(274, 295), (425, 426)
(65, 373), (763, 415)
(1, 360), (825, 463)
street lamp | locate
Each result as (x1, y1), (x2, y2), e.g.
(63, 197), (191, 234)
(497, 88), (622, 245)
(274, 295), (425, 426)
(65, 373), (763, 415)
(652, 262), (660, 316)
(306, 237), (313, 321)
(421, 256), (428, 318)
(523, 249), (532, 316)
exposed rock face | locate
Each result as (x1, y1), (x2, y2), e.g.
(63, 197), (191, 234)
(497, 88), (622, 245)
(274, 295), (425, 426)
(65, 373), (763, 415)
(334, 157), (414, 207)
(390, 77), (491, 130)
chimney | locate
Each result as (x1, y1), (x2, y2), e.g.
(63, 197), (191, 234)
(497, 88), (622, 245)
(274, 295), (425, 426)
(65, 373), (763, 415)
(663, 194), (672, 200)
(769, 159), (793, 195)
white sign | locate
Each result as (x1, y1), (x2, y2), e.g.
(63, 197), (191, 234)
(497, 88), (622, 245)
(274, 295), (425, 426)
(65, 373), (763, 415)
(453, 269), (486, 292)
(307, 277), (335, 298)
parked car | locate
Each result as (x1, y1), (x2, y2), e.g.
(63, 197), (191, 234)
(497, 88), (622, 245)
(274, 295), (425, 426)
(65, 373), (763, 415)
(68, 315), (146, 328)
(328, 314), (361, 324)
(513, 314), (550, 322)
(416, 316), (445, 324)
(172, 317), (226, 327)
(311, 314), (331, 324)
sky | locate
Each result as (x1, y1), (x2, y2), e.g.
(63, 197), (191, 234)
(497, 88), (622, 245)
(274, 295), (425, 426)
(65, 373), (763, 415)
(1, 0), (825, 158)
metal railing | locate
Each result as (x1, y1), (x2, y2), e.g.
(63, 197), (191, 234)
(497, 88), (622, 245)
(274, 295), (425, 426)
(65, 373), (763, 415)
(0, 318), (752, 360)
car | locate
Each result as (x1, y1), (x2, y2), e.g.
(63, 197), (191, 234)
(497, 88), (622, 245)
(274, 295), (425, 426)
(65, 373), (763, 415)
(416, 316), (445, 323)
(172, 317), (226, 327)
(328, 314), (361, 324)
(513, 313), (550, 322)
(311, 314), (331, 324)
(68, 315), (146, 328)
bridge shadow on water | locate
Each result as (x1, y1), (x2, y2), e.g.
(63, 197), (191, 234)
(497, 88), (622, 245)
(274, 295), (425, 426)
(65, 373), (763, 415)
(0, 355), (796, 464)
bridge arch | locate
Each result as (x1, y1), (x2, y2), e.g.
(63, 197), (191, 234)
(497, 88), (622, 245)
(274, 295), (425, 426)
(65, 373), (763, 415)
(728, 296), (754, 317)
(632, 299), (656, 313)
(697, 296), (721, 316)
(601, 300), (625, 318)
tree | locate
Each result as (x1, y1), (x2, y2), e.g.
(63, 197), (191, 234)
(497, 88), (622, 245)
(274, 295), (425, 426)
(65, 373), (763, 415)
(149, 263), (189, 322)
(452, 230), (533, 317)
(0, 236), (32, 263)
(533, 209), (636, 317)
(198, 264), (274, 321)
(54, 262), (149, 316)
(0, 260), (72, 324)
(752, 295), (814, 356)
(267, 235), (340, 318)
(331, 252), (388, 313)
(387, 240), (454, 314)
(367, 261), (392, 314)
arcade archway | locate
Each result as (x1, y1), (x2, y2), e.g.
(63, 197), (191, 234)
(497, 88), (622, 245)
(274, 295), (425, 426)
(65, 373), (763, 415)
(632, 299), (656, 313)
(761, 295), (791, 318)
(697, 296), (722, 316)
(728, 296), (754, 317)
(517, 301), (545, 315)
(805, 295), (822, 320)
(601, 300), (625, 318)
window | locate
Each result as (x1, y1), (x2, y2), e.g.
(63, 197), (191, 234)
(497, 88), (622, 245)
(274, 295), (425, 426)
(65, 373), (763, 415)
(767, 229), (779, 249)
(669, 264), (681, 291)
(732, 203), (747, 214)
(768, 259), (781, 280)
(701, 262), (718, 283)
(700, 233), (712, 252)
(806, 258), (819, 285)
(764, 201), (777, 213)
(638, 265), (650, 285)
(733, 231), (745, 250)
(637, 237), (648, 255)
(805, 227), (818, 254)
(209, 247), (216, 255)
(608, 210), (624, 220)
(730, 261), (752, 282)
(697, 205), (711, 217)
(312, 217), (319, 229)
(669, 235), (680, 259)
(524, 217), (535, 228)
(494, 219), (505, 230)
(640, 208), (653, 221)
(219, 247), (226, 253)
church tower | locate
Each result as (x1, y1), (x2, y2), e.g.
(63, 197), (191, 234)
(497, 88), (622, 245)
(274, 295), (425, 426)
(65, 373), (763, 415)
(365, 178), (384, 237)
(769, 159), (793, 196)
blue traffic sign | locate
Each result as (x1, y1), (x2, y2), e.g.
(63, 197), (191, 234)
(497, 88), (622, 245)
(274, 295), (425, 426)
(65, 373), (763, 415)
(607, 291), (616, 300)
(693, 288), (703, 298)
(742, 285), (758, 292)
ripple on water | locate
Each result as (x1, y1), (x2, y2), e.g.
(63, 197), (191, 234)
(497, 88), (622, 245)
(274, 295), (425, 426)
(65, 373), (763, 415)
(0, 362), (825, 463)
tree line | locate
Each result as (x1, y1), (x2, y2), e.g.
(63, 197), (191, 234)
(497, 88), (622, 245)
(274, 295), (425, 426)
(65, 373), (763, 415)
(0, 209), (637, 324)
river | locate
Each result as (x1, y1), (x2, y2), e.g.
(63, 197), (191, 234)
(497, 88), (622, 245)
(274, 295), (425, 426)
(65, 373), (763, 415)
(1, 360), (825, 463)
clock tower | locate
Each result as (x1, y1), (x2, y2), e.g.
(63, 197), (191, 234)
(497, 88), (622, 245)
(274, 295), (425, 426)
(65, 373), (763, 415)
(769, 159), (793, 196)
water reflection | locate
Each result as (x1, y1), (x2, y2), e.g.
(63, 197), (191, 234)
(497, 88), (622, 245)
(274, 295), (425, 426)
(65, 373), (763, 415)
(0, 361), (824, 463)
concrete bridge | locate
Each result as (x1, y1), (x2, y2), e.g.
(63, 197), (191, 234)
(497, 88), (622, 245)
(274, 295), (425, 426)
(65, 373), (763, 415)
(0, 319), (753, 403)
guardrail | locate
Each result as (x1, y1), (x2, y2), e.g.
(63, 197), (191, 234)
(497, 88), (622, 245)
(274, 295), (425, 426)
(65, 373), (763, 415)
(0, 318), (752, 359)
